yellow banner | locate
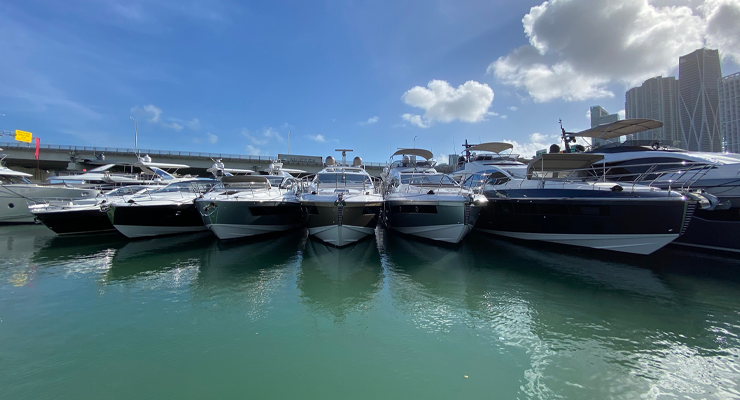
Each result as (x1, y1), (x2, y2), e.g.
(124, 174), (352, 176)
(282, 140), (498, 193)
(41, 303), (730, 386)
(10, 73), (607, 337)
(15, 130), (32, 143)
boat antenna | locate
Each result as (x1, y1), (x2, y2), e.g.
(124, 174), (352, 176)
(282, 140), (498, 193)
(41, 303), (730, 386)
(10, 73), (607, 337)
(559, 119), (576, 154)
(129, 116), (138, 158)
(335, 149), (353, 166)
(462, 139), (474, 162)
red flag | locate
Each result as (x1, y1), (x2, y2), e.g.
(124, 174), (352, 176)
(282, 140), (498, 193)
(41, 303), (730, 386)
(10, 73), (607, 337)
(34, 138), (40, 160)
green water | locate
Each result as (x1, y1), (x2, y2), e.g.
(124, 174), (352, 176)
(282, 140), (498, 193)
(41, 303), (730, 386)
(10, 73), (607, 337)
(1, 225), (740, 399)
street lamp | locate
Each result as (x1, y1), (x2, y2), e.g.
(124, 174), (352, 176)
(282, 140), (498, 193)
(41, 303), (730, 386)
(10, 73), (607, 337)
(414, 135), (417, 148)
(129, 116), (138, 157)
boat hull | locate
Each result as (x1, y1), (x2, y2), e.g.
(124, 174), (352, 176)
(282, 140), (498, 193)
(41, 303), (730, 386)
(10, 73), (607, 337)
(0, 185), (98, 224)
(475, 198), (692, 254)
(303, 202), (381, 247)
(673, 208), (740, 253)
(34, 207), (116, 235)
(383, 200), (479, 243)
(195, 199), (302, 240)
(108, 202), (206, 238)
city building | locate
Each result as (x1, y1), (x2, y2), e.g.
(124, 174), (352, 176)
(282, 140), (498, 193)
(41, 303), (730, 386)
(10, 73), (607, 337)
(719, 72), (740, 153)
(625, 76), (681, 147)
(589, 105), (620, 147)
(678, 48), (723, 152)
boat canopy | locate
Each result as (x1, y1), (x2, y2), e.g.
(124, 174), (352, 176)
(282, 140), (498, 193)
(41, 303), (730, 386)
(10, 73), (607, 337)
(136, 161), (191, 170)
(573, 118), (663, 140)
(391, 149), (433, 160)
(527, 153), (605, 173)
(0, 168), (32, 177)
(467, 142), (513, 153)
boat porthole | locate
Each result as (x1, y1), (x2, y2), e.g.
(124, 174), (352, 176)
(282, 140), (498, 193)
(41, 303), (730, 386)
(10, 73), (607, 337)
(8, 203), (14, 209)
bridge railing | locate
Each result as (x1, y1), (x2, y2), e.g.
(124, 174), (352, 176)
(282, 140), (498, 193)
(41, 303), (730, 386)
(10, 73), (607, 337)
(0, 141), (387, 168)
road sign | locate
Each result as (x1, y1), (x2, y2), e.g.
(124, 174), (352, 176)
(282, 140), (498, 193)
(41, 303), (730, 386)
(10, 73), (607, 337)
(15, 130), (32, 143)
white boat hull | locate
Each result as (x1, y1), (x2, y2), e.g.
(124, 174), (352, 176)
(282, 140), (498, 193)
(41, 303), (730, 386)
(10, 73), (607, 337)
(113, 224), (208, 239)
(391, 224), (472, 244)
(207, 224), (295, 240)
(308, 225), (374, 247)
(477, 230), (679, 255)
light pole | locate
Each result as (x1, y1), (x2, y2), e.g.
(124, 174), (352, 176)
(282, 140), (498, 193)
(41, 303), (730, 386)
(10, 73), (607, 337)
(414, 135), (417, 148)
(129, 116), (138, 157)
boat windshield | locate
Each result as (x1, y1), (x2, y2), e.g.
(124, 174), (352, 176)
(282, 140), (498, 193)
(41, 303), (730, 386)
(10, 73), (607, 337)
(0, 175), (32, 184)
(154, 181), (214, 194)
(400, 173), (457, 186)
(266, 176), (285, 186)
(105, 186), (154, 196)
(317, 173), (371, 185)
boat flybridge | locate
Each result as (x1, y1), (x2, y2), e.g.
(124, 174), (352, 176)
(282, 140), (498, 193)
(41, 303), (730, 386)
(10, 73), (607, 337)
(46, 155), (193, 186)
(196, 161), (302, 240)
(0, 154), (100, 223)
(300, 149), (382, 247)
(381, 148), (487, 243)
(558, 118), (740, 252)
(465, 152), (694, 254)
(450, 141), (524, 182)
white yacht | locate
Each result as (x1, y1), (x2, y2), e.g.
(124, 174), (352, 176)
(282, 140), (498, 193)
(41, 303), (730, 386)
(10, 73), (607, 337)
(195, 164), (302, 240)
(0, 158), (99, 223)
(450, 141), (524, 182)
(381, 149), (487, 243)
(46, 155), (191, 186)
(300, 150), (382, 247)
(107, 179), (216, 238)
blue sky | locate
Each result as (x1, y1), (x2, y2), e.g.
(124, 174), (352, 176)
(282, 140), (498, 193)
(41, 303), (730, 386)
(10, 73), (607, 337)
(1, 0), (739, 162)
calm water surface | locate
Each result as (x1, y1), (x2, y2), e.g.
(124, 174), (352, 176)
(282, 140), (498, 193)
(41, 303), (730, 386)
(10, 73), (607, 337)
(1, 225), (740, 399)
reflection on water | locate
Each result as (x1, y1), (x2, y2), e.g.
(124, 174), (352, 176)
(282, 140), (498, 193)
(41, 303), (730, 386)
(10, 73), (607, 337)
(1, 225), (740, 399)
(298, 235), (383, 320)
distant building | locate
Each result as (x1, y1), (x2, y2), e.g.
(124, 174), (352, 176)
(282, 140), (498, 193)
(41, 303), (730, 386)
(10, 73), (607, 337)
(589, 106), (620, 147)
(719, 72), (740, 153)
(678, 48), (723, 152)
(625, 76), (681, 147)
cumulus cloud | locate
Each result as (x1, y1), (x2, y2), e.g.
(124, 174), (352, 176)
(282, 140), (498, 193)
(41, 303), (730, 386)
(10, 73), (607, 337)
(618, 109), (626, 120)
(162, 122), (183, 131)
(500, 115), (508, 119)
(358, 116), (380, 125)
(131, 104), (163, 123)
(246, 145), (263, 156)
(187, 118), (200, 130)
(586, 109), (592, 120)
(207, 132), (218, 144)
(508, 106), (518, 111)
(131, 104), (200, 132)
(401, 80), (494, 127)
(487, 0), (731, 102)
(307, 134), (326, 142)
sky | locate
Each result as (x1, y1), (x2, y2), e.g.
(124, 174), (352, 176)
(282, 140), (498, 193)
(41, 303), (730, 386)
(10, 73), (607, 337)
(1, 0), (739, 164)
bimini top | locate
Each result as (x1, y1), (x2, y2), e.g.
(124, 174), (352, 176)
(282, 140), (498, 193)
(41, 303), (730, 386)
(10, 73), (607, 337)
(391, 148), (433, 160)
(467, 142), (513, 153)
(527, 153), (605, 173)
(573, 118), (664, 140)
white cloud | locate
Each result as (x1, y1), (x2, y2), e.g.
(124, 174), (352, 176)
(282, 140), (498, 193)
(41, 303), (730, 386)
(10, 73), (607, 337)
(162, 122), (183, 131)
(246, 145), (263, 156)
(262, 127), (284, 142)
(618, 109), (626, 120)
(402, 80), (494, 127)
(508, 106), (518, 111)
(433, 153), (449, 166)
(487, 111), (500, 116)
(358, 116), (380, 125)
(401, 113), (431, 128)
(187, 118), (200, 130)
(207, 132), (218, 144)
(586, 109), (592, 120)
(504, 132), (592, 158)
(131, 104), (163, 123)
(704, 0), (740, 63)
(488, 0), (716, 102)
(500, 115), (508, 119)
(307, 134), (326, 142)
(241, 127), (284, 152)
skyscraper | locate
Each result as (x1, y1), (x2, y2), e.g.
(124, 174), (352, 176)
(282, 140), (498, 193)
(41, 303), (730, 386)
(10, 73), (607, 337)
(589, 105), (619, 147)
(719, 72), (740, 153)
(678, 48), (723, 152)
(625, 76), (681, 147)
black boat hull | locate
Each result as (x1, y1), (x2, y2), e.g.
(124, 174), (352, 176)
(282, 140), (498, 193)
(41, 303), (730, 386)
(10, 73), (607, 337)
(475, 197), (692, 254)
(108, 203), (206, 238)
(35, 208), (117, 235)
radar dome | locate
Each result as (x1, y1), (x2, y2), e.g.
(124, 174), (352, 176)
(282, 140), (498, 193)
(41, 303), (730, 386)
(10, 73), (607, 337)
(352, 156), (363, 167)
(325, 156), (336, 166)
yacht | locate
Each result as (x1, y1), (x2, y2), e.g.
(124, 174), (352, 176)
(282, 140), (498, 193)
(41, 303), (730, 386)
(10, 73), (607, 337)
(466, 153), (695, 255)
(30, 185), (161, 235)
(46, 155), (191, 186)
(300, 150), (382, 247)
(450, 141), (524, 182)
(0, 157), (100, 223)
(561, 118), (740, 253)
(107, 179), (216, 238)
(381, 149), (487, 243)
(195, 165), (302, 240)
